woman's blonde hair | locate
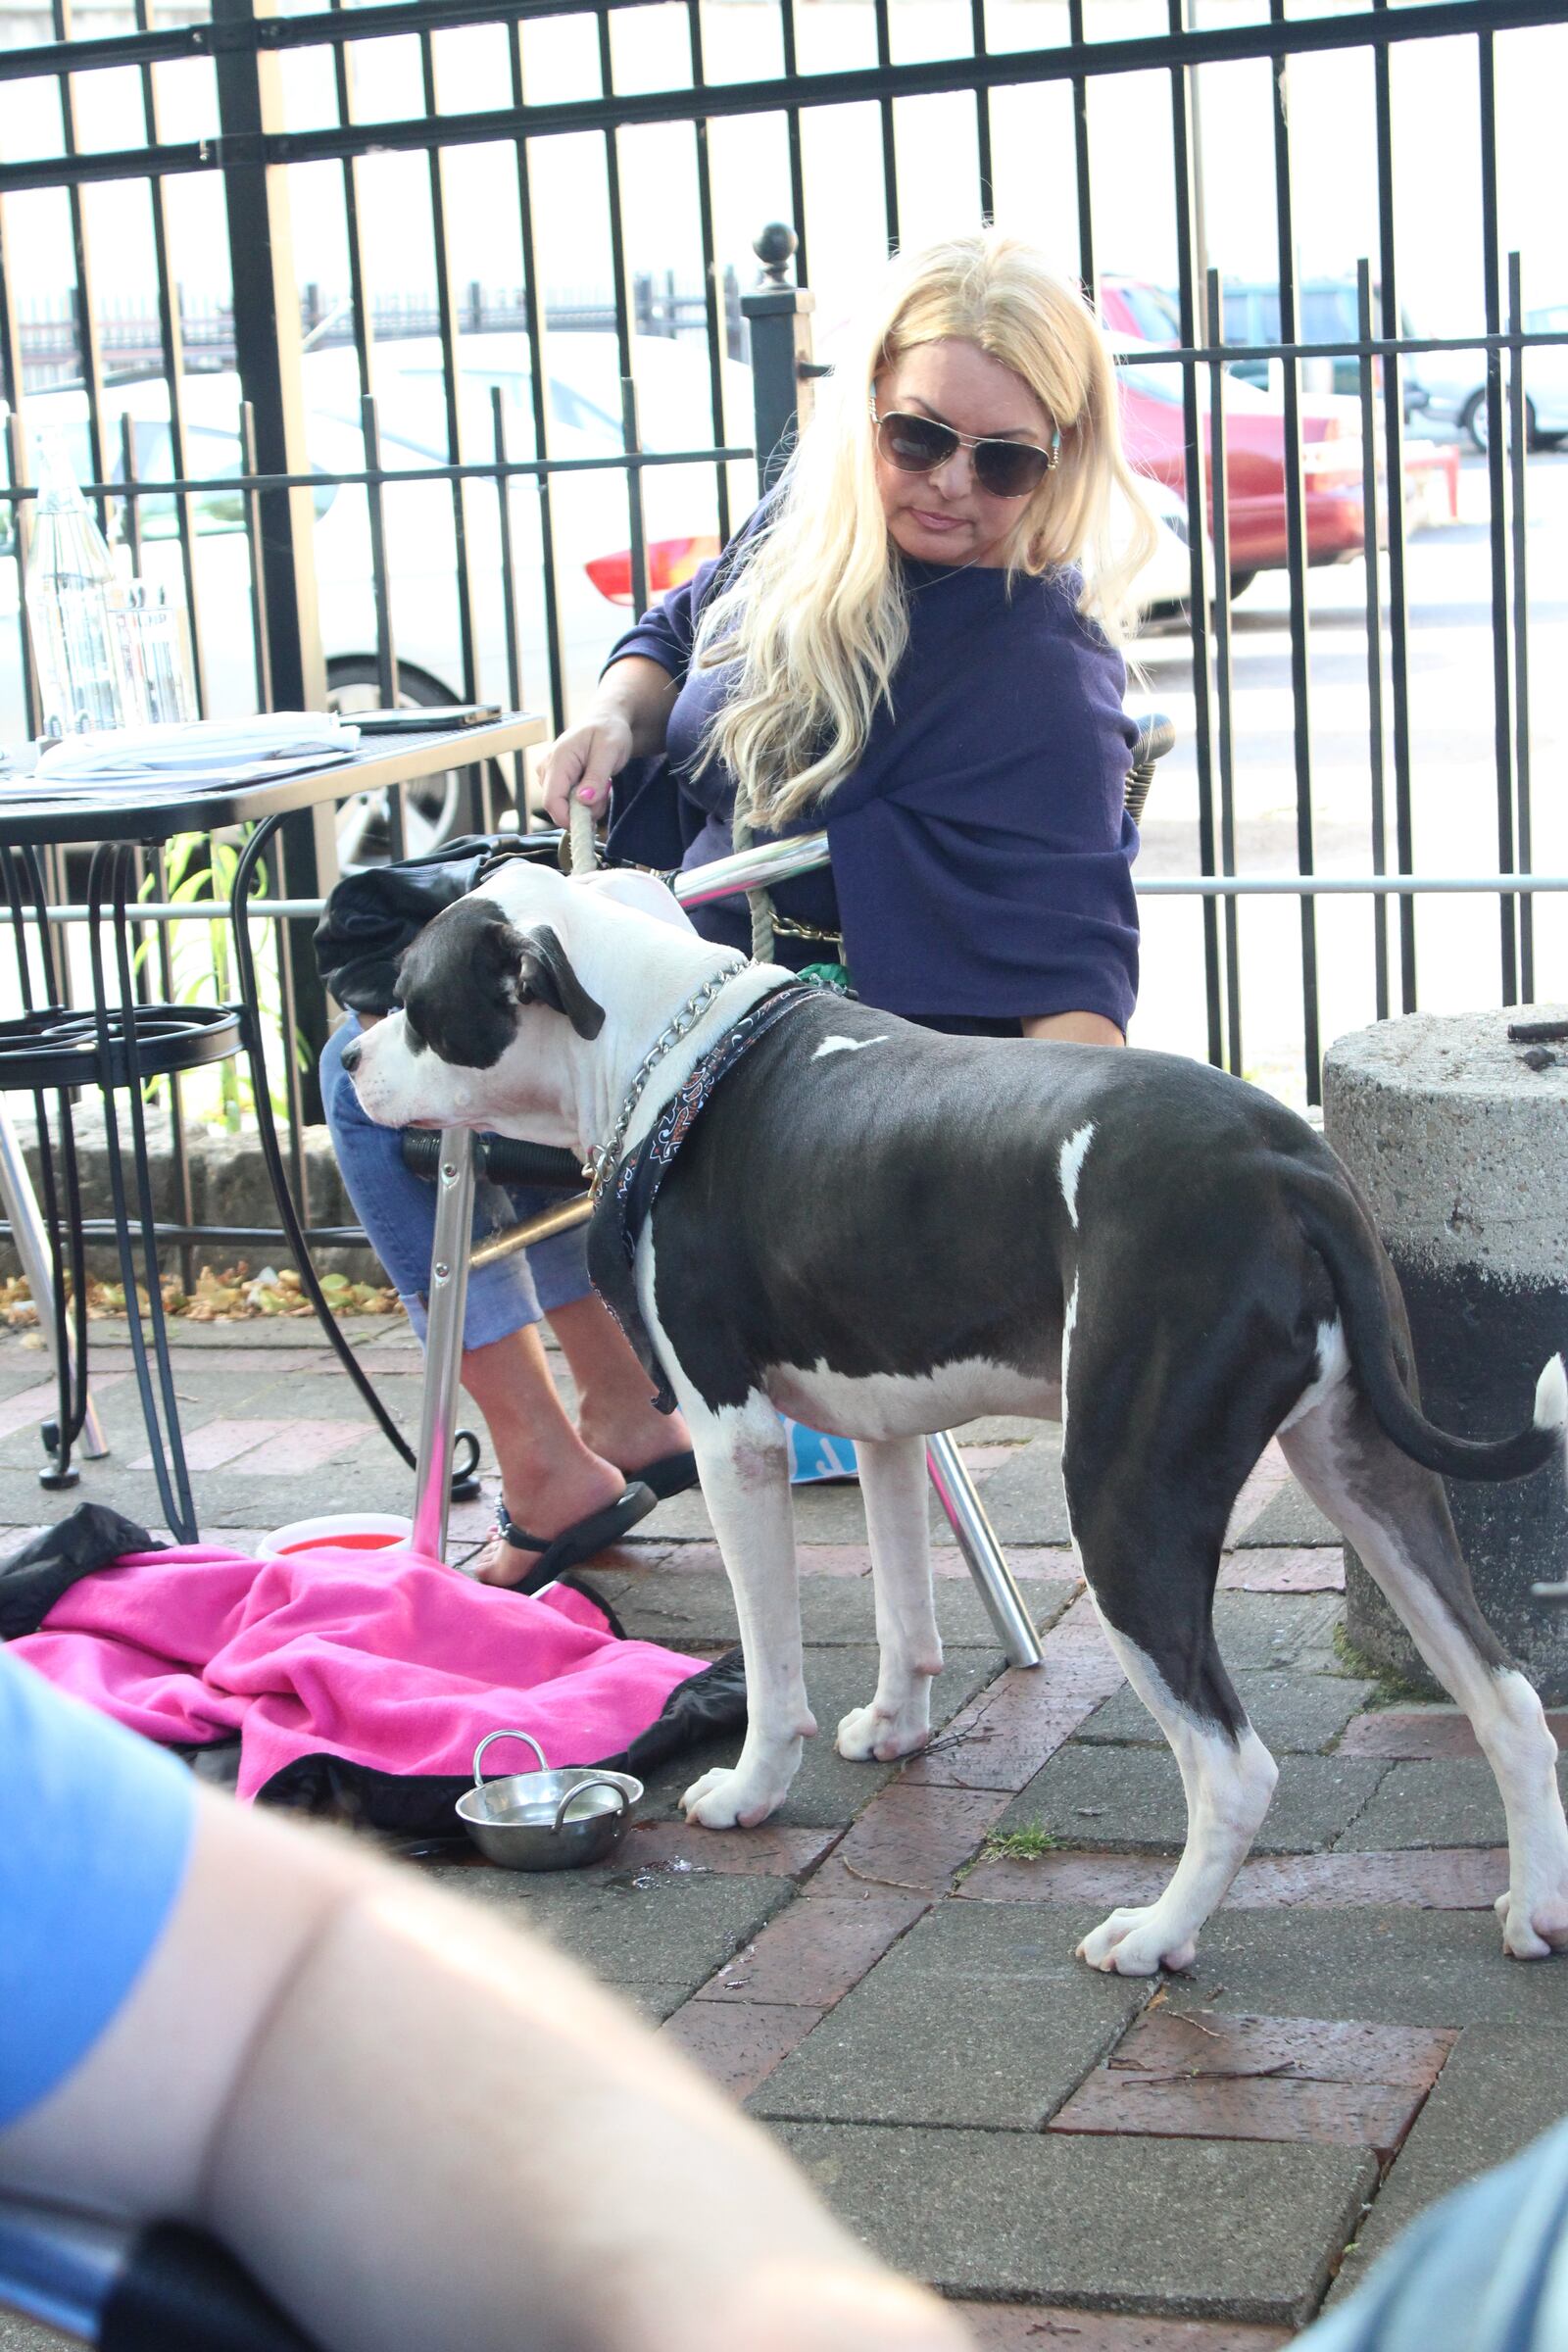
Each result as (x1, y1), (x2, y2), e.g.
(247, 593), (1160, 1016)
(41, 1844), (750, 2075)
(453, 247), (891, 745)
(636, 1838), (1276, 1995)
(695, 230), (1159, 829)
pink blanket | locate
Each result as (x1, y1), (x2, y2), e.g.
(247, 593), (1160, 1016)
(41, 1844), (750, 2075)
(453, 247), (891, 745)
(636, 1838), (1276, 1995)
(12, 1543), (702, 1798)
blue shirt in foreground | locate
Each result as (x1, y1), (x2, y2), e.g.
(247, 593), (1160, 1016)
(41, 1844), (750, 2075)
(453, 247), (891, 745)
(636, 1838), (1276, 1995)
(610, 550), (1142, 1032)
(1299, 2117), (1568, 2352)
(0, 1642), (195, 2129)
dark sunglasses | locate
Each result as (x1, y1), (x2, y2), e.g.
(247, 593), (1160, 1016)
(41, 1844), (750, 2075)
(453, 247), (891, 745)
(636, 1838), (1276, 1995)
(870, 395), (1060, 499)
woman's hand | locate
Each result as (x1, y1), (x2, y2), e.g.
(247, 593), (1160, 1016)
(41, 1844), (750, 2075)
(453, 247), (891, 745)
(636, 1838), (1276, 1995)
(539, 712), (635, 830)
(539, 656), (682, 830)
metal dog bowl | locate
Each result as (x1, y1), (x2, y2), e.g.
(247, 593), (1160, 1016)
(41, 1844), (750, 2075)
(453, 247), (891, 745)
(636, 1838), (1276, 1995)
(455, 1730), (642, 1872)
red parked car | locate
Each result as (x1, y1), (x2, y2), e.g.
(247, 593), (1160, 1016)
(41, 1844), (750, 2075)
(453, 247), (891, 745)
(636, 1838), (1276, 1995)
(1112, 341), (1457, 595)
(1100, 276), (1184, 346)
(1096, 281), (1458, 591)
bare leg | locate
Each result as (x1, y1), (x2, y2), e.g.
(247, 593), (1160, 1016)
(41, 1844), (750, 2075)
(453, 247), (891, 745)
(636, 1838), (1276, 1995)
(679, 1392), (815, 1829)
(1282, 1382), (1568, 1959)
(460, 1326), (626, 1588)
(546, 1291), (693, 1476)
(837, 1434), (943, 1762)
(462, 1306), (692, 1585)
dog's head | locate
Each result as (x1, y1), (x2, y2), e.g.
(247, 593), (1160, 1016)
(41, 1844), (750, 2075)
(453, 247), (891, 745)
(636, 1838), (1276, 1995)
(401, 896), (605, 1067)
(339, 860), (700, 1144)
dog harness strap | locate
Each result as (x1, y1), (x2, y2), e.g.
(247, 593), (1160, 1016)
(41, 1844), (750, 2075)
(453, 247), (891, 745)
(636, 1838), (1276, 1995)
(586, 983), (821, 1410)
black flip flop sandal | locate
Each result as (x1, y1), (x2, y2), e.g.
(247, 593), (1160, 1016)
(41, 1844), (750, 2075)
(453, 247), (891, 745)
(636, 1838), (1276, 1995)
(625, 1448), (701, 1502)
(492, 1481), (657, 1596)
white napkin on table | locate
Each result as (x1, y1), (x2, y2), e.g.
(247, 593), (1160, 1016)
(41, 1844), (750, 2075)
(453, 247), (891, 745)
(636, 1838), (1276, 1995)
(34, 713), (361, 784)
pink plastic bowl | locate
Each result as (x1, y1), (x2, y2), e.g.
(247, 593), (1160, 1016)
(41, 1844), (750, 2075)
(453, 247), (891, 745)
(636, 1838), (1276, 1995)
(258, 1513), (413, 1559)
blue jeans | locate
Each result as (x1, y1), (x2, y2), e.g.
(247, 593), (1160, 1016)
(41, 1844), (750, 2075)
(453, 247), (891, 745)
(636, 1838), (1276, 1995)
(320, 1015), (594, 1348)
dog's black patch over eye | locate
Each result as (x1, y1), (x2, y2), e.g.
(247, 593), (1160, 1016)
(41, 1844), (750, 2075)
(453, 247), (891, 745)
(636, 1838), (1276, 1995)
(387, 996), (428, 1056)
(395, 898), (604, 1069)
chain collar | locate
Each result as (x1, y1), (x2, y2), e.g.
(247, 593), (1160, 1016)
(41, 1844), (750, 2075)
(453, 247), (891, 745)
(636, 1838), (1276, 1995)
(584, 954), (750, 1197)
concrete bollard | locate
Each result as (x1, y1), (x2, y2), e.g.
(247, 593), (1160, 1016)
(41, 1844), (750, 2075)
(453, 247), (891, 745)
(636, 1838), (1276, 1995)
(1322, 1004), (1568, 1700)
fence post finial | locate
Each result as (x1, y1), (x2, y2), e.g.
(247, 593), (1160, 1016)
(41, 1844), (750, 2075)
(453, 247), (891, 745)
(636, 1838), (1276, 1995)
(754, 222), (798, 287)
(741, 222), (815, 494)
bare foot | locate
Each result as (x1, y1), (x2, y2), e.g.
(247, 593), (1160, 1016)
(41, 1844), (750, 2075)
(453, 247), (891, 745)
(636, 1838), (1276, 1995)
(471, 1448), (629, 1587)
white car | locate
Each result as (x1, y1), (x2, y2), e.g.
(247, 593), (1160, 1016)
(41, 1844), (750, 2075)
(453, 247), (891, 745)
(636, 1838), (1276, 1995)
(1415, 306), (1568, 451)
(3, 333), (758, 858)
(1125, 472), (1209, 615)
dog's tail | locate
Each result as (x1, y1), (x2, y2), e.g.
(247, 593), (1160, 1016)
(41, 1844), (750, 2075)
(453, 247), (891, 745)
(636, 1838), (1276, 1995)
(1290, 1162), (1567, 1483)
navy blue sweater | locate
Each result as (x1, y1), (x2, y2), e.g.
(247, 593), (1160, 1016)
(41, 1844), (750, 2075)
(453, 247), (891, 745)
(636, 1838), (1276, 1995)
(609, 550), (1142, 1033)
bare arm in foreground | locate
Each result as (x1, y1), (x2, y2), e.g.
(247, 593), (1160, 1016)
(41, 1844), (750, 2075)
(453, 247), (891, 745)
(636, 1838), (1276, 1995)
(0, 1787), (969, 2352)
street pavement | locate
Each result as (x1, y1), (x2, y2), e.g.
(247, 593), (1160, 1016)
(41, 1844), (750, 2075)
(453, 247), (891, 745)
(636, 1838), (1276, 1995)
(3, 1307), (1566, 2349)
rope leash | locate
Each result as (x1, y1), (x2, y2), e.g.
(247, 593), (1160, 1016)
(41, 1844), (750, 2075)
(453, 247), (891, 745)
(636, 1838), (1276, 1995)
(567, 789), (600, 882)
(565, 776), (778, 964)
(727, 774), (777, 964)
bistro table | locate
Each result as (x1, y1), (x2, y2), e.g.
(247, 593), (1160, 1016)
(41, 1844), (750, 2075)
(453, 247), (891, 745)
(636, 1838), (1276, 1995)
(0, 713), (545, 1541)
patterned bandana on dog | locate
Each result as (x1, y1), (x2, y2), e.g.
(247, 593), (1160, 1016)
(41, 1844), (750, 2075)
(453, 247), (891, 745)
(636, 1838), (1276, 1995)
(586, 982), (819, 1411)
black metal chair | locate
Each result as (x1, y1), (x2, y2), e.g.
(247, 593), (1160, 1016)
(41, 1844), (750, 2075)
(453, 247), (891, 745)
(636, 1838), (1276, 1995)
(0, 841), (243, 1543)
(398, 706), (1177, 1212)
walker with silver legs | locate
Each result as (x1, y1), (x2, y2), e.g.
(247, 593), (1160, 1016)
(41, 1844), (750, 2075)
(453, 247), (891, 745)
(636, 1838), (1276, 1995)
(0, 2193), (317, 2350)
(405, 826), (1044, 1674)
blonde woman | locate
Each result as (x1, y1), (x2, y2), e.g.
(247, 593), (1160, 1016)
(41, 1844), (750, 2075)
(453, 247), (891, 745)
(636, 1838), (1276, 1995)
(544, 228), (1158, 1049)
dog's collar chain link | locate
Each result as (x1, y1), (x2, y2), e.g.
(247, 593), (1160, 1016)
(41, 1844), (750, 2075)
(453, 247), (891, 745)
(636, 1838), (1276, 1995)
(585, 953), (750, 1197)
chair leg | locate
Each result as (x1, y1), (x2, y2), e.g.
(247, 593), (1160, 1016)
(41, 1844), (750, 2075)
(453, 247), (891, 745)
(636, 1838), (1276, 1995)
(0, 1102), (109, 1474)
(924, 1429), (1043, 1669)
(410, 1128), (477, 1562)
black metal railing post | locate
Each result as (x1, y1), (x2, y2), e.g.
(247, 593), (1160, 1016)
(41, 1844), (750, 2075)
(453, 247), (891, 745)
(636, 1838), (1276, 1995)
(212, 0), (332, 1127)
(741, 223), (818, 493)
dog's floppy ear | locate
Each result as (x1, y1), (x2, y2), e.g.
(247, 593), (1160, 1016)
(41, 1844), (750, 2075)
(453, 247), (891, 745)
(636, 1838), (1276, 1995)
(514, 923), (605, 1040)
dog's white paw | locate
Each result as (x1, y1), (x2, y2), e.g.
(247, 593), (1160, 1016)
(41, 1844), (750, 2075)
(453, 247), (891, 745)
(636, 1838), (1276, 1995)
(1077, 1904), (1198, 1977)
(836, 1698), (931, 1763)
(1495, 1882), (1568, 1960)
(681, 1765), (786, 1831)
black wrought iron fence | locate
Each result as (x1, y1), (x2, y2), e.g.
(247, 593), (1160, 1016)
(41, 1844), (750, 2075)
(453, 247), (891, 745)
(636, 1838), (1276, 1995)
(17, 270), (745, 388)
(0, 0), (1564, 1168)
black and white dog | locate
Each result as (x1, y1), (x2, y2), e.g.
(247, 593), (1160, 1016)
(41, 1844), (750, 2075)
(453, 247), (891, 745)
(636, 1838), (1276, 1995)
(342, 860), (1568, 1976)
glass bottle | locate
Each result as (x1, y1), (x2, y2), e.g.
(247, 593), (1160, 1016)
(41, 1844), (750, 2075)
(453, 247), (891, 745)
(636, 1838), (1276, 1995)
(24, 431), (134, 737)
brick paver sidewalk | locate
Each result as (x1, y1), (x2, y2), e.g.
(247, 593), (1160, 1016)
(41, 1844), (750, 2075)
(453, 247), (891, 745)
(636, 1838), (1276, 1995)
(4, 1313), (1566, 2352)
